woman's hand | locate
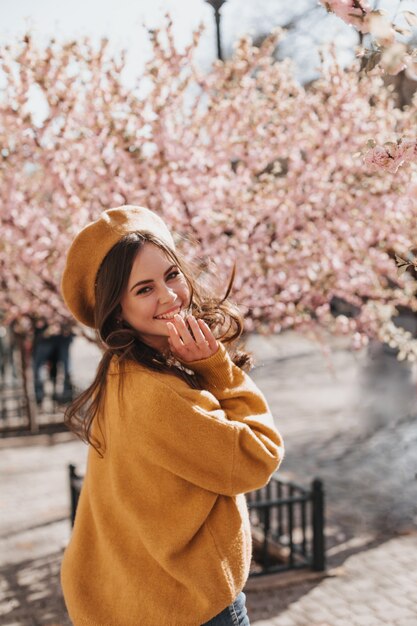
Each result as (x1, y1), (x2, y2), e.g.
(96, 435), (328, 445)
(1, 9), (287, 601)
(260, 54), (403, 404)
(166, 314), (219, 363)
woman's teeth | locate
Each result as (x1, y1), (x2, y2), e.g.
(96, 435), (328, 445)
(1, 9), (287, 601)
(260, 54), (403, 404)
(155, 308), (182, 320)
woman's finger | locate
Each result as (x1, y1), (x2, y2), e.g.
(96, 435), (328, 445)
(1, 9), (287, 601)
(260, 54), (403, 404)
(186, 315), (206, 344)
(166, 321), (184, 352)
(197, 319), (218, 350)
(172, 314), (195, 346)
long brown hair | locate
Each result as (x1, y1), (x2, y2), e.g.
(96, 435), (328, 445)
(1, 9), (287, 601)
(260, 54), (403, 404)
(64, 231), (252, 454)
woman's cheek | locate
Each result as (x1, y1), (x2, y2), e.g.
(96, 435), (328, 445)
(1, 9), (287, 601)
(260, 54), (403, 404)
(180, 280), (191, 302)
(183, 291), (191, 309)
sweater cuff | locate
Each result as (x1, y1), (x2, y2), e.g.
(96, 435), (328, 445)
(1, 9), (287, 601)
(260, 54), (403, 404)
(179, 342), (235, 389)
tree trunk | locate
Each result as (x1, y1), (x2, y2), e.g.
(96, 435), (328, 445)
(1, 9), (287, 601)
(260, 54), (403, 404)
(17, 334), (38, 433)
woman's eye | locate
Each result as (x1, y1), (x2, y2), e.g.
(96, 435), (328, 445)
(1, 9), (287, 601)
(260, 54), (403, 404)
(135, 271), (181, 295)
(136, 286), (152, 295)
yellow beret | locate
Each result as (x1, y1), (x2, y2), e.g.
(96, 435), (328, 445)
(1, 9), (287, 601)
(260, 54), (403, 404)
(61, 205), (175, 328)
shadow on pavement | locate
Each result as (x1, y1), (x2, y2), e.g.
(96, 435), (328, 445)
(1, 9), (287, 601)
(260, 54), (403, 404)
(0, 550), (71, 626)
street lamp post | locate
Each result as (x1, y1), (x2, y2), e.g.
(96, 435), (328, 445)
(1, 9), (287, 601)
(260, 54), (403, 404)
(205, 0), (227, 61)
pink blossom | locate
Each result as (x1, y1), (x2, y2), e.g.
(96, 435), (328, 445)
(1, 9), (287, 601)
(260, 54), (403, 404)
(363, 140), (417, 173)
(380, 42), (408, 75)
(320, 0), (371, 33)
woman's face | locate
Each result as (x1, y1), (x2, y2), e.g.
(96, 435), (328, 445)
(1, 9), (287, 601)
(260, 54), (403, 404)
(120, 242), (191, 352)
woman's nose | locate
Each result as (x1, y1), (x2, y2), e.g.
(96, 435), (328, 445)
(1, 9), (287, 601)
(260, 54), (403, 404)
(158, 283), (177, 303)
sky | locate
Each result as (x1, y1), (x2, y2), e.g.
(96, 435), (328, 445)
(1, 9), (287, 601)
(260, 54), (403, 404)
(0, 0), (412, 84)
(0, 0), (353, 83)
(0, 0), (217, 70)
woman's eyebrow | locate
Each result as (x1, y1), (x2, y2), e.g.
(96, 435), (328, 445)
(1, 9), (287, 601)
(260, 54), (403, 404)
(130, 264), (177, 292)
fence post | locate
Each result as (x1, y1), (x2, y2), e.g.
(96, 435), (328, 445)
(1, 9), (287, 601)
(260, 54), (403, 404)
(69, 464), (78, 526)
(311, 478), (326, 571)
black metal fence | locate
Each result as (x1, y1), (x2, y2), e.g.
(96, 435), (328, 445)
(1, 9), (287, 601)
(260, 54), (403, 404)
(0, 326), (76, 435)
(246, 475), (325, 575)
(0, 377), (73, 435)
(69, 464), (83, 526)
(68, 466), (325, 576)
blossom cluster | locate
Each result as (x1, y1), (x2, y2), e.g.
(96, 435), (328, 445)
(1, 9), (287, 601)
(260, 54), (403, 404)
(320, 0), (372, 34)
(320, 0), (417, 76)
(363, 140), (417, 174)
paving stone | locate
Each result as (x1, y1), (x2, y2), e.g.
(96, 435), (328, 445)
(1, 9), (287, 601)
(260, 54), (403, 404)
(280, 612), (310, 626)
(324, 603), (353, 620)
(270, 617), (297, 626)
(352, 617), (382, 626)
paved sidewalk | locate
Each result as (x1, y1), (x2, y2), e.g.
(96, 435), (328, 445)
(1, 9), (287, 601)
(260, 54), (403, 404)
(249, 532), (417, 625)
(1, 332), (417, 625)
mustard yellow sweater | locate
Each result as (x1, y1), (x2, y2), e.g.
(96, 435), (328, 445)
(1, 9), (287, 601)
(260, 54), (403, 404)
(61, 342), (284, 626)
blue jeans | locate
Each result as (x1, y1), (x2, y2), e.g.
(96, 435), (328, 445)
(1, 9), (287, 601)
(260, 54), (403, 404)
(201, 592), (250, 625)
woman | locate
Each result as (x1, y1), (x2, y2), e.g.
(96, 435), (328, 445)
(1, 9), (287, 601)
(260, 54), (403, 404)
(60, 205), (284, 626)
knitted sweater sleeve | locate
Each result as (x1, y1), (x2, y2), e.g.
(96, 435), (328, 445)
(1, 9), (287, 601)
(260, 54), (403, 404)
(125, 342), (284, 496)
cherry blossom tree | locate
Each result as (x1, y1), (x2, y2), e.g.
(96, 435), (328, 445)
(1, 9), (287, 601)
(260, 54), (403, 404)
(1, 23), (417, 357)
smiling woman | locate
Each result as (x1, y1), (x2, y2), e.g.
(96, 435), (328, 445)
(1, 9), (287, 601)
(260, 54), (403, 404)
(59, 205), (284, 626)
